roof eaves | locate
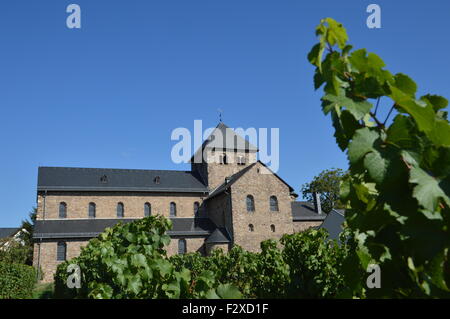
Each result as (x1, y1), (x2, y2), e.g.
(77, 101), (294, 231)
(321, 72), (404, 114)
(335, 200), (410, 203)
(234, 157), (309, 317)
(206, 163), (256, 200)
(37, 186), (208, 193)
(292, 216), (326, 221)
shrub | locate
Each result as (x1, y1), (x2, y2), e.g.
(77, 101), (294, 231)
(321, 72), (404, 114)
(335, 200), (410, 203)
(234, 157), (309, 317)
(171, 229), (346, 298)
(281, 228), (348, 298)
(54, 216), (241, 299)
(0, 262), (36, 299)
(0, 241), (31, 265)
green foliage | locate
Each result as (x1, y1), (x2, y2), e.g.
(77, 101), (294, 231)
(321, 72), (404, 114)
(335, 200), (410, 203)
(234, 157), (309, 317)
(32, 283), (54, 299)
(54, 214), (346, 299)
(171, 229), (347, 298)
(0, 240), (32, 265)
(301, 168), (347, 213)
(19, 207), (37, 265)
(281, 229), (348, 298)
(308, 18), (450, 297)
(54, 216), (241, 299)
(0, 262), (36, 299)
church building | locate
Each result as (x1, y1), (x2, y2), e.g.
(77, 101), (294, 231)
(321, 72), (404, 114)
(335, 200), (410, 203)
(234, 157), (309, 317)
(32, 123), (325, 282)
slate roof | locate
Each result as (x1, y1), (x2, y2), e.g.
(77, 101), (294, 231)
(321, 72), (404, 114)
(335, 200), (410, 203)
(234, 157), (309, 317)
(0, 228), (20, 239)
(291, 201), (326, 221)
(37, 167), (207, 193)
(207, 161), (294, 199)
(191, 123), (258, 163)
(205, 228), (231, 244)
(168, 218), (216, 237)
(207, 163), (256, 199)
(320, 209), (345, 242)
(202, 122), (258, 151)
(33, 218), (216, 240)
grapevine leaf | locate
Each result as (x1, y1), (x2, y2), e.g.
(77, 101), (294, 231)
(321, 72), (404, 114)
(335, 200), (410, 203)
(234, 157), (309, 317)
(421, 94), (449, 112)
(216, 283), (243, 299)
(394, 73), (417, 97)
(386, 115), (417, 149)
(364, 150), (387, 184)
(127, 276), (142, 295)
(409, 166), (450, 211)
(130, 253), (147, 268)
(308, 43), (325, 70)
(347, 128), (379, 164)
(321, 18), (348, 49)
(322, 94), (372, 120)
(390, 86), (435, 133)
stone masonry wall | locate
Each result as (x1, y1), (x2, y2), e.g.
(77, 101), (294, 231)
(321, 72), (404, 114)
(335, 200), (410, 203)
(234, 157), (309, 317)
(205, 192), (233, 239)
(165, 237), (206, 256)
(36, 191), (206, 220)
(204, 150), (257, 191)
(230, 162), (294, 252)
(34, 237), (207, 283)
(33, 240), (89, 283)
(292, 221), (323, 233)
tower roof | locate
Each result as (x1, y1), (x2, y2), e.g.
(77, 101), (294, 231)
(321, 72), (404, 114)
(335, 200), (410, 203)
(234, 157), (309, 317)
(192, 123), (258, 161)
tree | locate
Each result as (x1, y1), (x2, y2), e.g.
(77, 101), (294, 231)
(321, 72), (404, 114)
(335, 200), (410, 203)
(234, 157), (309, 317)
(308, 18), (450, 297)
(19, 207), (37, 265)
(301, 168), (346, 213)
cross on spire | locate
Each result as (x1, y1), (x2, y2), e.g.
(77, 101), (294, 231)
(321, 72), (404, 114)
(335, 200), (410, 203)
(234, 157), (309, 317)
(217, 108), (223, 122)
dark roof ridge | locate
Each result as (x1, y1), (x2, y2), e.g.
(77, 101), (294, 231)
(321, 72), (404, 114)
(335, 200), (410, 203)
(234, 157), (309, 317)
(207, 163), (257, 199)
(38, 167), (207, 192)
(38, 166), (192, 173)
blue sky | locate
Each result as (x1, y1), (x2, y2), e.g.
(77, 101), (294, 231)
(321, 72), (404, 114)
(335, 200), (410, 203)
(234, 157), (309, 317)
(0, 1), (449, 226)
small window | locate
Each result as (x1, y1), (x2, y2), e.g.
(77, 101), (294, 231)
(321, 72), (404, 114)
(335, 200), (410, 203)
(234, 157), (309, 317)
(194, 202), (200, 216)
(270, 196), (279, 212)
(249, 224), (254, 232)
(144, 202), (151, 217)
(154, 176), (160, 184)
(170, 202), (177, 217)
(100, 175), (108, 183)
(117, 202), (124, 218)
(59, 202), (67, 219)
(178, 239), (187, 255)
(57, 242), (66, 261)
(88, 202), (96, 218)
(238, 156), (245, 165)
(246, 195), (255, 212)
(219, 154), (228, 165)
(270, 224), (276, 232)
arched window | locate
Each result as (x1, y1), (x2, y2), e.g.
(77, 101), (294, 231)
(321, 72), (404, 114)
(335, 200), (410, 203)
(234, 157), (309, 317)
(270, 196), (279, 212)
(249, 224), (254, 232)
(194, 202), (200, 216)
(178, 239), (187, 255)
(88, 202), (96, 218)
(246, 195), (255, 212)
(59, 202), (67, 218)
(270, 224), (276, 232)
(219, 154), (228, 165)
(144, 202), (151, 217)
(154, 176), (160, 184)
(170, 202), (177, 217)
(57, 242), (67, 261)
(117, 202), (124, 218)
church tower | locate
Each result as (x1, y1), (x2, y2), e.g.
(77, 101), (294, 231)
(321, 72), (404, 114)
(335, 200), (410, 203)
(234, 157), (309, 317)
(191, 123), (258, 191)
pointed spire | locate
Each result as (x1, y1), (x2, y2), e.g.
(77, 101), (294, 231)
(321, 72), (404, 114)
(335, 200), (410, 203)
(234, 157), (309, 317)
(217, 108), (223, 123)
